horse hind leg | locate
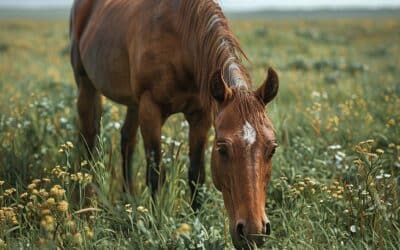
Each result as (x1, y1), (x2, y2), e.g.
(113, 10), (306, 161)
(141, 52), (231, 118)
(120, 106), (139, 194)
(71, 42), (102, 152)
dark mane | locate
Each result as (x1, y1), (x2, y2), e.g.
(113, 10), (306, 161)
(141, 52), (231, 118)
(178, 0), (251, 108)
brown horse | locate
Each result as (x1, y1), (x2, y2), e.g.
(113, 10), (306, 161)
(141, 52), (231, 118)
(70, 0), (279, 248)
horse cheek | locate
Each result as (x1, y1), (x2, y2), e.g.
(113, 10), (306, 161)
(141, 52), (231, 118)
(211, 150), (223, 191)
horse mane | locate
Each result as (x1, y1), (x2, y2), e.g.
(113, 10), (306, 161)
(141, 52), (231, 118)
(178, 0), (251, 109)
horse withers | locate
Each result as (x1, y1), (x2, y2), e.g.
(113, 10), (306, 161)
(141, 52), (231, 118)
(70, 0), (279, 248)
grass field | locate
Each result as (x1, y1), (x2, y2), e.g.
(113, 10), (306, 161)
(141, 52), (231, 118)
(0, 10), (400, 249)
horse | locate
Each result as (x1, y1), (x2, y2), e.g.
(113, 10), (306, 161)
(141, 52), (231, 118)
(70, 0), (279, 248)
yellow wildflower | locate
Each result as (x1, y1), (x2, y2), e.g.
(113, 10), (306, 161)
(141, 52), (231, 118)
(41, 215), (55, 231)
(46, 198), (56, 206)
(66, 141), (74, 148)
(73, 233), (83, 245)
(176, 223), (192, 235)
(57, 201), (69, 212)
(136, 206), (148, 213)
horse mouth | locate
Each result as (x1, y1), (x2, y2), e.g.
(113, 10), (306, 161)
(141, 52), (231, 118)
(231, 230), (267, 249)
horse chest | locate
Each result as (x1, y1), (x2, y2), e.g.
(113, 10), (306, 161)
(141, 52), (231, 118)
(152, 86), (201, 116)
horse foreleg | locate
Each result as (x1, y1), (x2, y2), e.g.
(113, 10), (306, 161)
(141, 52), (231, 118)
(120, 106), (139, 194)
(186, 111), (212, 210)
(139, 92), (164, 196)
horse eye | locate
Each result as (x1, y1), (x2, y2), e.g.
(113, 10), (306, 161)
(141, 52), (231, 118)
(217, 144), (229, 157)
(267, 143), (278, 159)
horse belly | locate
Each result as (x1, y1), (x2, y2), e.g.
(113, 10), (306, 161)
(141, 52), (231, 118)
(79, 21), (135, 105)
(86, 50), (134, 104)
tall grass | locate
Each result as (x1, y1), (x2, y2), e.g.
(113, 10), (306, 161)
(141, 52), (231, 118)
(0, 17), (399, 249)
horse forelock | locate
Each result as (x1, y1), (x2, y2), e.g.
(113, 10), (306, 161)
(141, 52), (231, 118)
(178, 0), (251, 109)
(231, 89), (275, 136)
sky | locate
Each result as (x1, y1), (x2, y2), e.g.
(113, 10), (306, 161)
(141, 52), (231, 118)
(0, 0), (399, 10)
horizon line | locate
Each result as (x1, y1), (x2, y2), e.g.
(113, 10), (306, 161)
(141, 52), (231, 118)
(0, 5), (399, 11)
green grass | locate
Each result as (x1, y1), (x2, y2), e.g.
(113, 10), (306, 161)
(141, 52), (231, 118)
(0, 15), (399, 249)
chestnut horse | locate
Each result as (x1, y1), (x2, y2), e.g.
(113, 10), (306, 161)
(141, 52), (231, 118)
(70, 0), (279, 248)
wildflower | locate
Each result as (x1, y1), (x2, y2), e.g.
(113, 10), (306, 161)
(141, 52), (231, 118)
(41, 209), (51, 216)
(50, 185), (65, 198)
(350, 225), (356, 233)
(386, 118), (395, 127)
(42, 178), (51, 183)
(125, 204), (133, 214)
(66, 141), (74, 148)
(39, 189), (49, 197)
(280, 176), (288, 181)
(20, 192), (28, 199)
(41, 215), (55, 231)
(73, 233), (83, 245)
(176, 223), (192, 235)
(84, 226), (94, 240)
(46, 198), (56, 206)
(32, 179), (41, 184)
(4, 188), (16, 196)
(376, 149), (384, 155)
(0, 181), (4, 186)
(328, 144), (341, 150)
(57, 201), (69, 212)
(137, 206), (148, 213)
(81, 160), (88, 167)
(0, 239), (7, 249)
(0, 239), (6, 248)
(84, 174), (93, 183)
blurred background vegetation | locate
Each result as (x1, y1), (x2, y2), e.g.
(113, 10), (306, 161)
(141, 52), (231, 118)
(0, 5), (399, 249)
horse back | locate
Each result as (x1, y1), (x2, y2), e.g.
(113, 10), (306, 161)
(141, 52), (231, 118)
(70, 0), (199, 112)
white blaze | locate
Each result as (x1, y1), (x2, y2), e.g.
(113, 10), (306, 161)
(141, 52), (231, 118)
(243, 121), (256, 145)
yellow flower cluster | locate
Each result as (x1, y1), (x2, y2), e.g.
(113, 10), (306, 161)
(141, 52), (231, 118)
(353, 139), (378, 160)
(289, 177), (318, 197)
(58, 141), (74, 153)
(51, 165), (93, 184)
(0, 207), (18, 226)
(324, 181), (344, 199)
(70, 172), (93, 183)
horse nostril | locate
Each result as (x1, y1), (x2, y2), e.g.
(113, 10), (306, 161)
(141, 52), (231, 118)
(264, 222), (271, 236)
(236, 222), (245, 238)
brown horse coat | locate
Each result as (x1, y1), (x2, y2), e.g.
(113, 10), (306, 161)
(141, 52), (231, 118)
(70, 0), (279, 248)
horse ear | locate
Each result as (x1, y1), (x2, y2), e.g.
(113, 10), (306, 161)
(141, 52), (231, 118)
(256, 67), (279, 106)
(210, 70), (231, 103)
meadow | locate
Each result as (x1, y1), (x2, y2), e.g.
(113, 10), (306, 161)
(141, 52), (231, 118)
(0, 10), (399, 249)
